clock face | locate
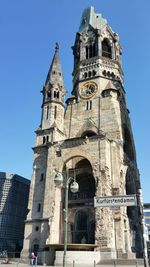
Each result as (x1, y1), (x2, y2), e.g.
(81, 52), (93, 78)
(79, 82), (98, 99)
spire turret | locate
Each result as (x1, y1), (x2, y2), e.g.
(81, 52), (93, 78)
(40, 44), (66, 132)
(45, 43), (65, 87)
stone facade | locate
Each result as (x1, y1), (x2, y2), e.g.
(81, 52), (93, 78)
(22, 6), (144, 264)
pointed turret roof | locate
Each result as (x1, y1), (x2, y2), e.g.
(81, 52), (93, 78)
(45, 43), (65, 86)
(79, 6), (107, 33)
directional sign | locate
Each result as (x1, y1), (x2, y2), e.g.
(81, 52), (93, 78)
(94, 195), (137, 207)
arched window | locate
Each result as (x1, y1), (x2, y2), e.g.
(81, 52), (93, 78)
(84, 72), (87, 78)
(57, 92), (59, 99)
(85, 43), (97, 59)
(88, 71), (91, 78)
(54, 91), (57, 98)
(92, 70), (96, 76)
(43, 136), (46, 144)
(102, 39), (112, 59)
(47, 90), (51, 98)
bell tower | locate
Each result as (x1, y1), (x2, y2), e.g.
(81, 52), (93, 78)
(64, 6), (143, 260)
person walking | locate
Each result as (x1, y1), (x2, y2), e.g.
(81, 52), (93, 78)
(31, 252), (36, 266)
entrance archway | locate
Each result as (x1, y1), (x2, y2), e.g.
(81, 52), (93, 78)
(63, 157), (95, 245)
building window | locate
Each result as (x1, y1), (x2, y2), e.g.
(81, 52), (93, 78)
(86, 46), (88, 59)
(43, 136), (46, 144)
(47, 90), (51, 98)
(86, 101), (89, 110)
(40, 173), (44, 181)
(88, 71), (91, 78)
(54, 91), (57, 98)
(86, 43), (96, 59)
(37, 203), (41, 212)
(90, 101), (92, 109)
(46, 136), (49, 143)
(35, 226), (39, 231)
(92, 70), (96, 76)
(46, 106), (49, 120)
(54, 106), (57, 119)
(86, 101), (92, 110)
(102, 39), (112, 59)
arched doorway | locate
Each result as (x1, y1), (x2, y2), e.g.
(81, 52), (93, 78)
(63, 157), (96, 245)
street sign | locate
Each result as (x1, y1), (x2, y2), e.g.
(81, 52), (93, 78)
(94, 194), (137, 207)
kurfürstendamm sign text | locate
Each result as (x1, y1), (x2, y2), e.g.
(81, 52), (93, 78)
(94, 195), (137, 207)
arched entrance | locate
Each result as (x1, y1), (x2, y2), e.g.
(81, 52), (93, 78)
(63, 157), (95, 245)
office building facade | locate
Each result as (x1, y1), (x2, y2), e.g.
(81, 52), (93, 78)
(0, 172), (30, 252)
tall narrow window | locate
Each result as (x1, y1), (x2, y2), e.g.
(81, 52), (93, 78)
(47, 90), (51, 98)
(86, 46), (89, 59)
(102, 39), (112, 59)
(37, 203), (41, 212)
(90, 100), (92, 110)
(43, 136), (46, 144)
(88, 71), (91, 78)
(54, 106), (57, 119)
(86, 101), (92, 110)
(54, 91), (57, 98)
(86, 101), (89, 110)
(93, 43), (96, 57)
(40, 173), (44, 181)
(46, 136), (49, 143)
(89, 45), (93, 58)
(86, 43), (97, 59)
(46, 106), (49, 120)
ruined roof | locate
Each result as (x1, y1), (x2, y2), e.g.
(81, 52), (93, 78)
(79, 6), (107, 33)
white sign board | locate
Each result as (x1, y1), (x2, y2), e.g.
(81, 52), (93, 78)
(94, 195), (137, 207)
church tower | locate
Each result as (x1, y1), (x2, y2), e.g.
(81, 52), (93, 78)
(22, 7), (144, 265)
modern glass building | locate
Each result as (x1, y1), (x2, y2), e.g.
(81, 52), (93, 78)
(0, 172), (30, 252)
(144, 203), (150, 241)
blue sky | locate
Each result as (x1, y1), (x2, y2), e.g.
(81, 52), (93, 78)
(0, 0), (150, 202)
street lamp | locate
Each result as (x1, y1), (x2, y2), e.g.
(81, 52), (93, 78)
(54, 168), (79, 267)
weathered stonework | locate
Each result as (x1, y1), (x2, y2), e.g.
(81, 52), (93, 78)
(22, 6), (144, 265)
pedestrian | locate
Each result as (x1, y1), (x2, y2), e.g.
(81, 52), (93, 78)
(31, 252), (36, 266)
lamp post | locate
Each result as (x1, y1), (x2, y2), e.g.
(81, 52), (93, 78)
(54, 168), (79, 267)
